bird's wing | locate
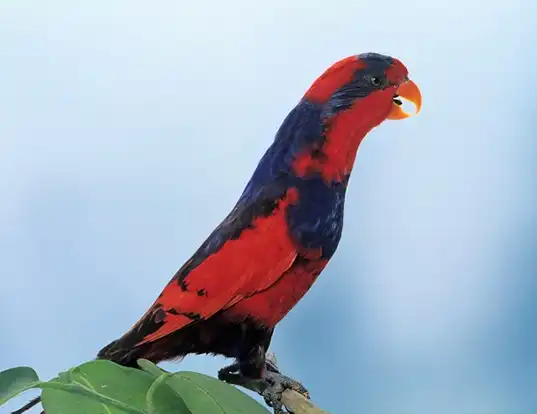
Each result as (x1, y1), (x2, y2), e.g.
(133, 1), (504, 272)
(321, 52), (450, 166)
(129, 184), (300, 346)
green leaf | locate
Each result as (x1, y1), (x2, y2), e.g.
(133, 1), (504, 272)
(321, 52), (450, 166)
(137, 359), (169, 377)
(146, 373), (191, 414)
(2, 361), (269, 414)
(165, 371), (270, 414)
(0, 366), (41, 406)
(41, 360), (155, 414)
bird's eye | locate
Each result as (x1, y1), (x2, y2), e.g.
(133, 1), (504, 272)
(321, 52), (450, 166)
(370, 76), (383, 87)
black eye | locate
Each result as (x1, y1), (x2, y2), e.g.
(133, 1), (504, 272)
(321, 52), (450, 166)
(370, 76), (383, 87)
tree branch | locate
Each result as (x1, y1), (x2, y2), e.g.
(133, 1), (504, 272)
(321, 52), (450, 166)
(280, 389), (329, 414)
(221, 352), (329, 414)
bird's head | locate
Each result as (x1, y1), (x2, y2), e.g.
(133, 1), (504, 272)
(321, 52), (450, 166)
(304, 52), (422, 128)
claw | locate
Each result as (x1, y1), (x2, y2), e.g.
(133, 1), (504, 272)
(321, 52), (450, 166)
(262, 371), (309, 414)
(218, 362), (309, 414)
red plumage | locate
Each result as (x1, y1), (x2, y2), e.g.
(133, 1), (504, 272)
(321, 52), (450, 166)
(16, 52), (421, 414)
(94, 53), (420, 414)
(137, 188), (301, 346)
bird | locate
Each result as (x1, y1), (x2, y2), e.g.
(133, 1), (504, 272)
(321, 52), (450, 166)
(15, 52), (421, 414)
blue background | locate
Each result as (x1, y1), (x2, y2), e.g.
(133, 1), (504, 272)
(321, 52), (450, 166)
(1, 1), (536, 413)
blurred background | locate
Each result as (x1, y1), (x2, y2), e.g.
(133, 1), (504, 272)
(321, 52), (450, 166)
(1, 1), (536, 413)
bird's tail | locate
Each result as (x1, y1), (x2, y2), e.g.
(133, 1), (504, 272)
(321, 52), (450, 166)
(96, 338), (140, 366)
(96, 330), (159, 367)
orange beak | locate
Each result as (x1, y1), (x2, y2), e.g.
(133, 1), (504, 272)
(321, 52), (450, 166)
(387, 79), (422, 120)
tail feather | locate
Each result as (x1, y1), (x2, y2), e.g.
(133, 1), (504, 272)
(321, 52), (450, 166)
(97, 333), (157, 368)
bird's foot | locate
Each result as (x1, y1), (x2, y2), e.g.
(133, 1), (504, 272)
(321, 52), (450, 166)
(260, 370), (309, 414)
(218, 361), (309, 414)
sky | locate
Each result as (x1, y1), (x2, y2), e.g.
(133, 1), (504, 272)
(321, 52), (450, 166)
(1, 1), (536, 413)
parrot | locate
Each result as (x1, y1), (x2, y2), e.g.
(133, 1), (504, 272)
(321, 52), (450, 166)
(14, 52), (421, 414)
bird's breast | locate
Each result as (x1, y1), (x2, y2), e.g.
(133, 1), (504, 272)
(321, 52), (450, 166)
(285, 177), (346, 259)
